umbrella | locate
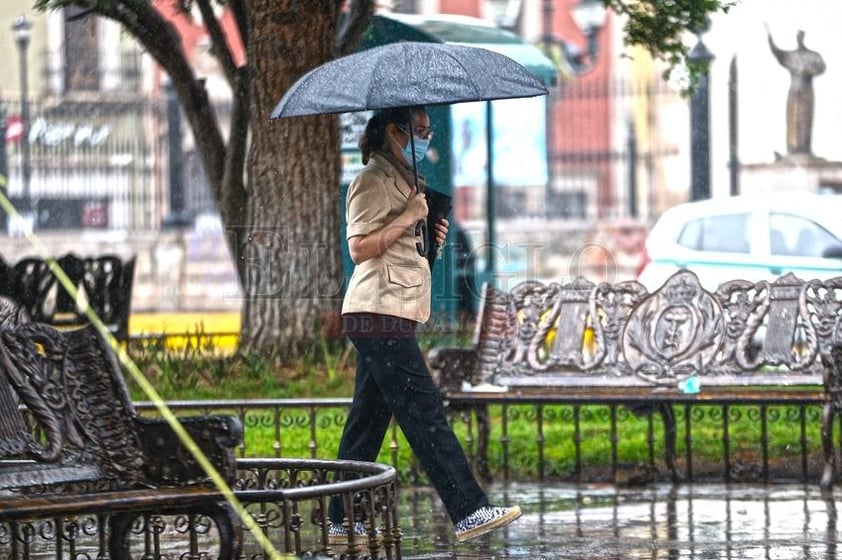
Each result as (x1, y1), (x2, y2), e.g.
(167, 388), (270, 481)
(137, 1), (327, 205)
(270, 41), (548, 118)
(270, 41), (549, 270)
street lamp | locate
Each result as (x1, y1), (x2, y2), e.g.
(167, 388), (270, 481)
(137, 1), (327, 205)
(12, 15), (33, 212)
(689, 21), (714, 202)
(542, 0), (608, 76)
(0, 104), (7, 186)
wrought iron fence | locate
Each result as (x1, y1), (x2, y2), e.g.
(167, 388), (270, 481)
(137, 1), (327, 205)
(2, 74), (690, 234)
(134, 399), (422, 486)
(133, 397), (828, 487)
(2, 94), (162, 230)
(0, 458), (399, 559)
(0, 92), (223, 232)
(3, 396), (828, 558)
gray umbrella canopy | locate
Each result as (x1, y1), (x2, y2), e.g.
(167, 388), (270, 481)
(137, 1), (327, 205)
(270, 41), (548, 118)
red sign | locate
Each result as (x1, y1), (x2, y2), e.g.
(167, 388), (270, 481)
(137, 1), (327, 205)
(5, 115), (23, 143)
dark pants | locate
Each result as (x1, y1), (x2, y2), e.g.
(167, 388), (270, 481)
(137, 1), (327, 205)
(328, 333), (488, 525)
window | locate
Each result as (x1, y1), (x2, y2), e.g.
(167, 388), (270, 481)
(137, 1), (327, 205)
(676, 219), (702, 250)
(769, 213), (840, 258)
(64, 6), (99, 91)
(677, 213), (750, 253)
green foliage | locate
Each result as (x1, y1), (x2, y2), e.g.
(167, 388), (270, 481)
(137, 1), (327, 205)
(606, 0), (737, 90)
(126, 328), (469, 401)
(475, 405), (661, 479)
(127, 330), (356, 400)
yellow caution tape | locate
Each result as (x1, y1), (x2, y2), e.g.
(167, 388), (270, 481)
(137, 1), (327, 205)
(0, 176), (288, 559)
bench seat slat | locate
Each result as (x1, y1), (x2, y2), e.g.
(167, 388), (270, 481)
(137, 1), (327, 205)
(0, 464), (104, 490)
(0, 484), (226, 521)
(492, 373), (824, 389)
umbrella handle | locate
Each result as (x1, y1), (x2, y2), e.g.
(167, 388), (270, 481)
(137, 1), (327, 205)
(415, 220), (427, 257)
(408, 117), (443, 270)
(408, 118), (421, 191)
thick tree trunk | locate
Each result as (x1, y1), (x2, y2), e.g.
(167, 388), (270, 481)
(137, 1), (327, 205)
(241, 0), (344, 359)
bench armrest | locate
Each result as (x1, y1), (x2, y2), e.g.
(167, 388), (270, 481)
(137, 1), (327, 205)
(428, 347), (477, 391)
(135, 415), (244, 486)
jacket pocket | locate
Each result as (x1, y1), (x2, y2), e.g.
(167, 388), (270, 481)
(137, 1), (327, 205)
(387, 265), (424, 288)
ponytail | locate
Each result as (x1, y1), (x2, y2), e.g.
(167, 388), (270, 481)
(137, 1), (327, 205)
(359, 106), (425, 164)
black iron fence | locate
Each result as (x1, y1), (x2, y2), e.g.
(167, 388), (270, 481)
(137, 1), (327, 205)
(2, 94), (158, 230)
(132, 397), (828, 487)
(1, 458), (399, 559)
(0, 92), (221, 232)
(2, 74), (691, 233)
(2, 394), (834, 559)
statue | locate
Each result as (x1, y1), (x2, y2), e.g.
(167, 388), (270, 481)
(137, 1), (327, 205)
(767, 27), (826, 157)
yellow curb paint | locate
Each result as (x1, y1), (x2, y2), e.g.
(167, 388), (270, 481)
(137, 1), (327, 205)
(130, 311), (240, 353)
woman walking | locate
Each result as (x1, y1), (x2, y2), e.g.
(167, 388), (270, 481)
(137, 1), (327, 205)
(328, 105), (521, 547)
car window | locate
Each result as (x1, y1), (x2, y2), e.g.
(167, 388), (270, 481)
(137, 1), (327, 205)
(769, 213), (841, 258)
(677, 213), (750, 253)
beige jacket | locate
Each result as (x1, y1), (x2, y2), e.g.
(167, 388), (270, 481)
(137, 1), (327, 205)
(342, 153), (431, 323)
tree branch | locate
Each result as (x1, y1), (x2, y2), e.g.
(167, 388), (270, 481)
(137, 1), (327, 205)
(336, 0), (374, 56)
(223, 66), (249, 280)
(229, 0), (248, 46)
(605, 1), (733, 68)
(195, 0), (238, 86)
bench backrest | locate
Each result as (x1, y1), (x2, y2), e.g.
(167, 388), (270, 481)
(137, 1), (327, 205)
(0, 299), (34, 459)
(473, 270), (837, 390)
(0, 296), (147, 489)
(3, 253), (135, 341)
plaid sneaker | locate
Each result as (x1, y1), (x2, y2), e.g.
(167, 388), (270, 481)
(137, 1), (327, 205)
(327, 521), (380, 548)
(454, 505), (522, 542)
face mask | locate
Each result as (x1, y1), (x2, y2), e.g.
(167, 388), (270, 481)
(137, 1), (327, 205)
(400, 135), (430, 165)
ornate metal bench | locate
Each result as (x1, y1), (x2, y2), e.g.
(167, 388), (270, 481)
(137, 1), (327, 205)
(0, 253), (135, 341)
(429, 270), (842, 487)
(0, 296), (244, 558)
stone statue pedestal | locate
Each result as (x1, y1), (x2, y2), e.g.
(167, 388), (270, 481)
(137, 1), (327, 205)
(739, 156), (842, 195)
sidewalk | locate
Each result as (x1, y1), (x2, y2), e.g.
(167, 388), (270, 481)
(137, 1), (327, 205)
(397, 481), (839, 559)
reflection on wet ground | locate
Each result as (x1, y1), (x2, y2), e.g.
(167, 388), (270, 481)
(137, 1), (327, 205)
(12, 481), (838, 559)
(397, 482), (839, 559)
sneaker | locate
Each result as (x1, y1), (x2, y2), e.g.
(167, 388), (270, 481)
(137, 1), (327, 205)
(327, 521), (380, 548)
(455, 505), (522, 542)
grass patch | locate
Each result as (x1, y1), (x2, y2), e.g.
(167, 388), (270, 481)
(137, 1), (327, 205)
(127, 332), (355, 399)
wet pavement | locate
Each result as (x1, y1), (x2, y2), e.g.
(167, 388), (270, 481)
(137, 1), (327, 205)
(396, 482), (841, 559)
(16, 479), (838, 558)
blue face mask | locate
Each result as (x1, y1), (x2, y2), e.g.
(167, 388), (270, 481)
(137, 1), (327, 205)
(400, 135), (430, 165)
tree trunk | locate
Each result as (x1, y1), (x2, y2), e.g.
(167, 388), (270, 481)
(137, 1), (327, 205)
(241, 0), (344, 360)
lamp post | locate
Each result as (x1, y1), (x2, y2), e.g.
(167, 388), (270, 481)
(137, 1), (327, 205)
(12, 16), (33, 213)
(164, 79), (186, 227)
(542, 0), (607, 76)
(689, 21), (714, 202)
(0, 103), (7, 186)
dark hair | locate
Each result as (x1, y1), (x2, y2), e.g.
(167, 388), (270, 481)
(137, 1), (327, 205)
(359, 105), (426, 164)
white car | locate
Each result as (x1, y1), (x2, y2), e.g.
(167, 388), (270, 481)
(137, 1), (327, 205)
(636, 192), (842, 291)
